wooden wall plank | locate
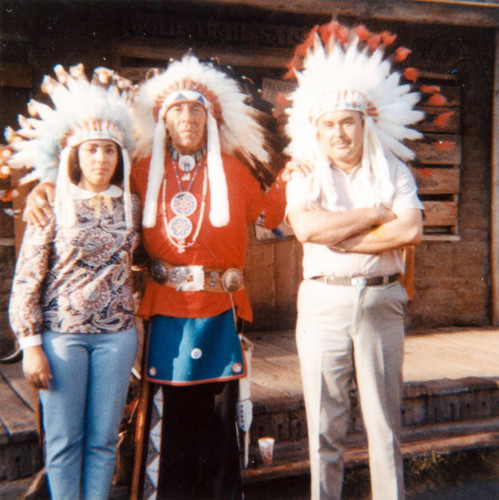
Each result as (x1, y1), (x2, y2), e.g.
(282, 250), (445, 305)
(0, 63), (33, 89)
(417, 106), (461, 134)
(409, 134), (462, 165)
(423, 200), (459, 227)
(401, 246), (416, 301)
(245, 227), (277, 324)
(273, 239), (301, 323)
(181, 0), (499, 28)
(117, 41), (290, 68)
(412, 167), (460, 195)
(418, 84), (462, 108)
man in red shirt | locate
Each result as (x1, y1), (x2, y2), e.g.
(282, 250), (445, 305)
(25, 55), (289, 499)
(128, 55), (287, 499)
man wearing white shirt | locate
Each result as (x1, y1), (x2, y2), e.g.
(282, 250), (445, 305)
(284, 22), (424, 500)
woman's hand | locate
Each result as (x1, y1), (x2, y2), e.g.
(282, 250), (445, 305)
(22, 345), (53, 390)
(24, 182), (56, 228)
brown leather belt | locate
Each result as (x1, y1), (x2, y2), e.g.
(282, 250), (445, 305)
(312, 273), (400, 287)
(149, 259), (244, 293)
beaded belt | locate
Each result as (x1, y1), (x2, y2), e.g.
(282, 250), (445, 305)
(312, 273), (400, 287)
(149, 259), (244, 293)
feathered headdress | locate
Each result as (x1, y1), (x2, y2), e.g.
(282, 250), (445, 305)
(0, 64), (136, 227)
(133, 55), (274, 228)
(285, 21), (424, 207)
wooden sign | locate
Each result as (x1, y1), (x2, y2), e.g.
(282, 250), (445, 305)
(261, 78), (296, 107)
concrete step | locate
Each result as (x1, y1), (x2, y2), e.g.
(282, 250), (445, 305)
(243, 416), (499, 483)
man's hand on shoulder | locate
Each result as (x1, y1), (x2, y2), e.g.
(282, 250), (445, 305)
(24, 182), (56, 227)
(280, 159), (314, 183)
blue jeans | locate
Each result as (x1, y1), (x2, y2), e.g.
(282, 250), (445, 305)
(39, 329), (137, 500)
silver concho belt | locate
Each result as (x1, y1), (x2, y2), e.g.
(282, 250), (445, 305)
(149, 259), (244, 293)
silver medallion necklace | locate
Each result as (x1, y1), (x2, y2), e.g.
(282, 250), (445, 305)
(163, 148), (207, 253)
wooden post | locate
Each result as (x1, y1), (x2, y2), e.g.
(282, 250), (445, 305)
(492, 30), (499, 325)
(129, 321), (152, 500)
(129, 374), (150, 500)
(402, 246), (416, 302)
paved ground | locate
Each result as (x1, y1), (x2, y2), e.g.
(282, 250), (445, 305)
(408, 478), (499, 500)
(2, 472), (498, 499)
(244, 476), (499, 499)
(244, 447), (499, 499)
(244, 477), (499, 499)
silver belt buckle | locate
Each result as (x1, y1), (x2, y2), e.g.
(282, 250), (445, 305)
(351, 276), (367, 286)
(150, 259), (169, 284)
(221, 268), (243, 293)
(172, 265), (205, 291)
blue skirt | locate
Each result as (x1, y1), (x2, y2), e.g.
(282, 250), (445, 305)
(145, 310), (246, 385)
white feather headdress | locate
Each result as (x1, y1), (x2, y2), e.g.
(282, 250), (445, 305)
(285, 21), (424, 207)
(1, 64), (136, 227)
(133, 55), (273, 228)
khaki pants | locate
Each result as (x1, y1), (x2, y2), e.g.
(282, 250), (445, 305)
(296, 279), (407, 500)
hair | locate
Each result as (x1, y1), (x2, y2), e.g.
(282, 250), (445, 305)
(68, 142), (124, 186)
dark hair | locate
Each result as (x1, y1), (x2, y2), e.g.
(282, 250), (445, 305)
(68, 142), (124, 186)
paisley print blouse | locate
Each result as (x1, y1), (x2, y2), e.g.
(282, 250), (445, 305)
(9, 187), (141, 341)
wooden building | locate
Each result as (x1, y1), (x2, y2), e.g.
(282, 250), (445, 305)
(0, 0), (498, 336)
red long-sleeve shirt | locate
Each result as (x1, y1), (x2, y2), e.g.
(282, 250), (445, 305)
(132, 153), (286, 322)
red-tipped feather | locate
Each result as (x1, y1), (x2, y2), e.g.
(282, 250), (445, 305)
(295, 25), (319, 58)
(336, 24), (350, 44)
(381, 31), (397, 46)
(367, 34), (382, 51)
(0, 147), (12, 160)
(427, 94), (447, 106)
(433, 111), (454, 128)
(0, 166), (10, 179)
(295, 25), (319, 57)
(319, 20), (340, 44)
(294, 42), (308, 58)
(353, 24), (372, 42)
(304, 25), (319, 47)
(284, 55), (301, 80)
(395, 47), (412, 62)
(404, 67), (419, 82)
(420, 85), (441, 94)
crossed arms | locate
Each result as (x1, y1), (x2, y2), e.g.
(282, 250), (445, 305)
(287, 203), (422, 254)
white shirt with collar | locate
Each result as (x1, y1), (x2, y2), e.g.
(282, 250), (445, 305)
(69, 183), (123, 200)
(286, 157), (424, 280)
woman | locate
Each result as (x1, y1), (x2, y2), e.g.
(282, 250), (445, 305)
(5, 64), (140, 500)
